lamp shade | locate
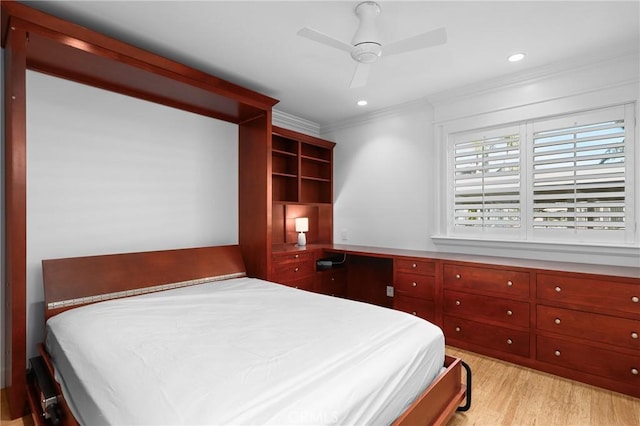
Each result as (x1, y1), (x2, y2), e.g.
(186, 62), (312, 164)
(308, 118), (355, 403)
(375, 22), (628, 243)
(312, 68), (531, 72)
(295, 217), (309, 233)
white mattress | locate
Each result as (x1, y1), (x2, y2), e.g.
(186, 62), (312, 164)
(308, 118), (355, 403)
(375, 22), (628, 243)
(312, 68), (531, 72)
(46, 277), (445, 425)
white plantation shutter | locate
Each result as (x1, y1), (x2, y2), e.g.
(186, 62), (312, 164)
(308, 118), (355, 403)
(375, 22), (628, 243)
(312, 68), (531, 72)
(453, 129), (521, 230)
(532, 108), (626, 234)
(447, 104), (635, 244)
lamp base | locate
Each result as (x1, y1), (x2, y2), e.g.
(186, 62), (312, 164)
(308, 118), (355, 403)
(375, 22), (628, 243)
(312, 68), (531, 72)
(297, 232), (306, 247)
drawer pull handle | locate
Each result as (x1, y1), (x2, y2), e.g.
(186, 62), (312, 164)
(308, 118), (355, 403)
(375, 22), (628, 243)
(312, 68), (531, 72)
(506, 310), (513, 316)
(632, 332), (639, 339)
(412, 282), (417, 287)
(331, 277), (335, 282)
(554, 350), (561, 357)
(632, 368), (639, 376)
(455, 326), (461, 332)
(555, 286), (562, 293)
(507, 280), (513, 287)
(507, 339), (513, 345)
(294, 254), (299, 259)
(412, 263), (417, 268)
(411, 311), (417, 316)
(455, 274), (461, 279)
(455, 300), (461, 306)
(294, 267), (299, 272)
(554, 318), (561, 325)
(632, 296), (639, 303)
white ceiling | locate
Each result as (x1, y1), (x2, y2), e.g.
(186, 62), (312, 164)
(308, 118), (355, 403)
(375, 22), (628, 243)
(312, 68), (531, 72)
(24, 1), (640, 127)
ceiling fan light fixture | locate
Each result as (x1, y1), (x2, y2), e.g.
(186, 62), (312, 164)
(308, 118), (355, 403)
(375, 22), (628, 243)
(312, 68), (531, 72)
(351, 42), (382, 63)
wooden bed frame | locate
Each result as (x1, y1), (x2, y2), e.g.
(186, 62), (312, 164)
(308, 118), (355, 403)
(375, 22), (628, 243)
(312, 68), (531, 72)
(34, 245), (468, 426)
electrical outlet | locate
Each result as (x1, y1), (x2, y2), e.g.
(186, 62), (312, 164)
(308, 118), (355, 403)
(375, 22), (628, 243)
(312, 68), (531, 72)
(386, 285), (394, 297)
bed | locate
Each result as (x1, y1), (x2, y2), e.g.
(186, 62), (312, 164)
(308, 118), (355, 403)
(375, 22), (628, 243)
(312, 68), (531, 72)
(34, 245), (469, 425)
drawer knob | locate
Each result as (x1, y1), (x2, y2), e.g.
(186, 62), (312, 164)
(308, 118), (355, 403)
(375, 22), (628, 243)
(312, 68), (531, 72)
(632, 296), (639, 303)
(455, 300), (461, 306)
(507, 339), (513, 345)
(412, 282), (417, 287)
(412, 263), (417, 268)
(455, 326), (461, 332)
(506, 310), (513, 316)
(294, 254), (299, 259)
(507, 280), (513, 287)
(554, 318), (561, 325)
(554, 350), (561, 357)
(455, 274), (461, 279)
(331, 277), (335, 282)
(632, 332), (638, 339)
(294, 267), (299, 272)
(555, 286), (562, 293)
(411, 311), (417, 316)
(632, 368), (639, 376)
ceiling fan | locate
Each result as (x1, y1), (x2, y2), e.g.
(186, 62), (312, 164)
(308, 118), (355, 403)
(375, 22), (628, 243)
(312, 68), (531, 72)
(297, 1), (447, 88)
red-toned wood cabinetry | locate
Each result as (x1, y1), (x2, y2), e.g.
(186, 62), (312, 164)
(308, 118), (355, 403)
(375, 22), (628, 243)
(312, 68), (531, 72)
(393, 259), (436, 323)
(535, 272), (640, 396)
(442, 263), (533, 360)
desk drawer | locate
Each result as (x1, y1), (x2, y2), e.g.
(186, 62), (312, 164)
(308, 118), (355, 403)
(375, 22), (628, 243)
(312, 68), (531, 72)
(272, 251), (315, 265)
(537, 273), (640, 315)
(444, 290), (530, 328)
(280, 276), (316, 292)
(394, 294), (435, 322)
(444, 316), (530, 357)
(537, 305), (640, 350)
(537, 335), (640, 387)
(395, 259), (435, 276)
(395, 273), (435, 300)
(444, 264), (530, 298)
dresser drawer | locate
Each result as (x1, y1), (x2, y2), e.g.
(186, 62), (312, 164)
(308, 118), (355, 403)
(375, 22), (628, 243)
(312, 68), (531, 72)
(537, 305), (640, 351)
(272, 251), (315, 266)
(443, 264), (530, 298)
(394, 294), (435, 322)
(317, 268), (347, 297)
(537, 273), (640, 315)
(444, 290), (530, 328)
(537, 335), (640, 388)
(395, 273), (435, 300)
(395, 259), (435, 276)
(444, 316), (530, 357)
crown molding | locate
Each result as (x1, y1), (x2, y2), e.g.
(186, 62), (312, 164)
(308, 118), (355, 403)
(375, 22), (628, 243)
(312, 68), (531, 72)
(427, 49), (640, 107)
(272, 109), (320, 136)
(320, 98), (432, 135)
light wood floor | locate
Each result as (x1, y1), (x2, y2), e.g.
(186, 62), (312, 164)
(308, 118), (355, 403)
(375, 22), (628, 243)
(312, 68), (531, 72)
(446, 346), (640, 426)
(2, 347), (639, 425)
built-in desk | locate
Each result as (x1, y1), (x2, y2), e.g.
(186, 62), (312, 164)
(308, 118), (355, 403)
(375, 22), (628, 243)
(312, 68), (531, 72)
(271, 243), (640, 398)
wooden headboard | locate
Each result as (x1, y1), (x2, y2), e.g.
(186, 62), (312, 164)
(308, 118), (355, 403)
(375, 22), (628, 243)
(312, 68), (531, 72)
(42, 245), (246, 319)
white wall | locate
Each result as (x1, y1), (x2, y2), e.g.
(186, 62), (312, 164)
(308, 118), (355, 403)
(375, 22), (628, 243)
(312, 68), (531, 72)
(323, 100), (436, 251)
(21, 71), (239, 362)
(323, 52), (639, 267)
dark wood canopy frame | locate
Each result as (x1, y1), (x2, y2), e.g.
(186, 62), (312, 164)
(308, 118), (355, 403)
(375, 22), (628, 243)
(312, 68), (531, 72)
(1, 0), (277, 417)
(2, 2), (468, 423)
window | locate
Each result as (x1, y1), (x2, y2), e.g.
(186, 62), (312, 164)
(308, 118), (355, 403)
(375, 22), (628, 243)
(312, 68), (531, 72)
(448, 104), (636, 244)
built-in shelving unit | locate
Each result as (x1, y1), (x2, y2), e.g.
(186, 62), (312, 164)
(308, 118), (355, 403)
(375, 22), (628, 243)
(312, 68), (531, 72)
(270, 126), (335, 248)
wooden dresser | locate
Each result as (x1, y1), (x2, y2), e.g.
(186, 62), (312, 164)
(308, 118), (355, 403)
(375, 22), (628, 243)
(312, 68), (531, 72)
(315, 244), (640, 399)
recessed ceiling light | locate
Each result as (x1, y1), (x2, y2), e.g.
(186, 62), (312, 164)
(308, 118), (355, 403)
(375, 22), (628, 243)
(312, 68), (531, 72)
(357, 100), (368, 106)
(508, 53), (526, 62)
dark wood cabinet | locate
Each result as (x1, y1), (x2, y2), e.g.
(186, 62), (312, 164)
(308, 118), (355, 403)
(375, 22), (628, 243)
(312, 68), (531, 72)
(317, 267), (347, 297)
(393, 259), (436, 322)
(270, 250), (317, 291)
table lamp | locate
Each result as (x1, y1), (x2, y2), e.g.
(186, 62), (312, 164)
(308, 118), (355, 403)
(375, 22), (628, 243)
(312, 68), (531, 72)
(295, 217), (309, 247)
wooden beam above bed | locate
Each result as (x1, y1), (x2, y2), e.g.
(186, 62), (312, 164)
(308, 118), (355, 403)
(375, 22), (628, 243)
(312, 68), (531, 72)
(1, 1), (279, 123)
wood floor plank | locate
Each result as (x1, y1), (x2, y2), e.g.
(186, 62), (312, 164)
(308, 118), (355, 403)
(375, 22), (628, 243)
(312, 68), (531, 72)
(446, 346), (640, 426)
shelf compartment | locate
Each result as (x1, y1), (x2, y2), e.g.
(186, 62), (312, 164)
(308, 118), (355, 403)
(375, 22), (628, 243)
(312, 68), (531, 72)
(272, 175), (298, 202)
(301, 179), (332, 204)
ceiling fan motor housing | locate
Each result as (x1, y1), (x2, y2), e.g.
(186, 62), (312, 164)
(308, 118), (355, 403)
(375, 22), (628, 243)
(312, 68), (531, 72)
(351, 1), (382, 63)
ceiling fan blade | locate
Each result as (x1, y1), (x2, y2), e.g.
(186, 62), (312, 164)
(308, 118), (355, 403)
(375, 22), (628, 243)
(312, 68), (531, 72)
(350, 62), (371, 88)
(297, 27), (353, 53)
(384, 27), (447, 57)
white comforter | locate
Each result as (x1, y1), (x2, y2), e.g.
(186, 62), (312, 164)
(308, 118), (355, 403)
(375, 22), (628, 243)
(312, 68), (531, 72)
(46, 277), (444, 425)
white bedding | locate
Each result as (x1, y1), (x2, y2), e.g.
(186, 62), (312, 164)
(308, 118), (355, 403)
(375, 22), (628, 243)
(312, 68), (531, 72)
(46, 277), (445, 425)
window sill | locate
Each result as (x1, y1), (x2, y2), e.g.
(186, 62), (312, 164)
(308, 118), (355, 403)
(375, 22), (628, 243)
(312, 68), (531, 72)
(430, 236), (640, 268)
